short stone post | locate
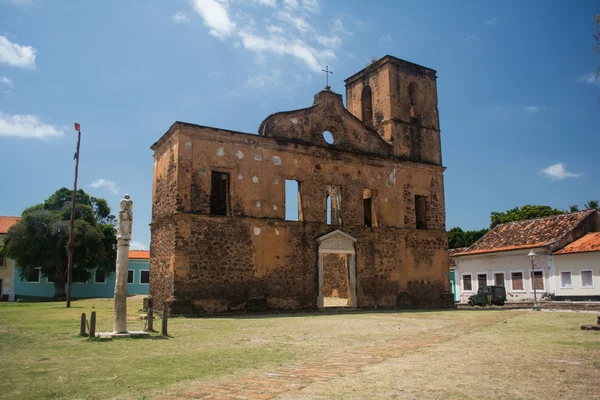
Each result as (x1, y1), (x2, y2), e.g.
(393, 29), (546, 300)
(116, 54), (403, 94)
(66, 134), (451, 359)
(80, 313), (87, 336)
(597, 315), (600, 325)
(113, 195), (133, 334)
(147, 301), (154, 332)
(161, 311), (168, 337)
(90, 311), (96, 338)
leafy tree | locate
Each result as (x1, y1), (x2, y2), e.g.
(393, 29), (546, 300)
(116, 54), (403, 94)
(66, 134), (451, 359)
(569, 205), (580, 212)
(584, 199), (599, 210)
(448, 227), (488, 249)
(489, 205), (564, 228)
(0, 188), (117, 298)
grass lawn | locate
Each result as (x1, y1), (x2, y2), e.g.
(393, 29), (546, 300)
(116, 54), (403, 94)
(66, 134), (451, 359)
(0, 297), (598, 399)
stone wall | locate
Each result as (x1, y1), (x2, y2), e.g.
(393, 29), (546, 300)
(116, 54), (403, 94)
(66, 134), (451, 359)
(322, 253), (349, 298)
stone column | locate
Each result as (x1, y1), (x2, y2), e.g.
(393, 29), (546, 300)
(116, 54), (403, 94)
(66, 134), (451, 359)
(113, 194), (133, 334)
(317, 252), (324, 308)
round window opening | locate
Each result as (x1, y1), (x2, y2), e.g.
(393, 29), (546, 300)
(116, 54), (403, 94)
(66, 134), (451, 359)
(323, 130), (334, 145)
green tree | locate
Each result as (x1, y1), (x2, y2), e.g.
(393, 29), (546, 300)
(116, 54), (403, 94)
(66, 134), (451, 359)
(489, 205), (564, 228)
(0, 188), (117, 298)
(569, 205), (580, 212)
(448, 227), (488, 249)
(584, 199), (599, 210)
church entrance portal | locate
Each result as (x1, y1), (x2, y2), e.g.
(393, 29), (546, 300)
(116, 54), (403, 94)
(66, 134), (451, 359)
(317, 230), (357, 308)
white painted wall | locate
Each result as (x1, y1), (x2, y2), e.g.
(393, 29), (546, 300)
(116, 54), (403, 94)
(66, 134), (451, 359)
(553, 252), (599, 298)
(453, 247), (552, 303)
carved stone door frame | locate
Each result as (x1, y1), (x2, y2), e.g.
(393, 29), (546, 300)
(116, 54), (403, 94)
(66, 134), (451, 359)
(317, 229), (357, 308)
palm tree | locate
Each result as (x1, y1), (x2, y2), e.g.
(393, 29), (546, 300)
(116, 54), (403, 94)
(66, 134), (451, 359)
(569, 205), (580, 212)
(584, 200), (599, 210)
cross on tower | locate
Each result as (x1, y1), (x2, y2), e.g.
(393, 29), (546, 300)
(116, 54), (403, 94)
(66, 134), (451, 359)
(321, 65), (333, 89)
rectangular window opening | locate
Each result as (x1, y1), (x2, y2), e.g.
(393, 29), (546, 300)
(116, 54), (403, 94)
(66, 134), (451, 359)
(494, 273), (505, 287)
(127, 270), (134, 284)
(95, 270), (106, 284)
(26, 268), (41, 283)
(285, 179), (303, 221)
(415, 195), (427, 230)
(531, 270), (544, 291)
(326, 185), (342, 225)
(462, 274), (472, 291)
(210, 171), (229, 216)
(511, 272), (524, 291)
(0, 257), (5, 267)
(477, 273), (487, 289)
(363, 189), (378, 227)
(560, 271), (572, 288)
(581, 270), (594, 288)
(140, 270), (150, 284)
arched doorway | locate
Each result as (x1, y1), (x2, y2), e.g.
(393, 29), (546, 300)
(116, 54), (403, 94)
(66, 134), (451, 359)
(317, 230), (357, 308)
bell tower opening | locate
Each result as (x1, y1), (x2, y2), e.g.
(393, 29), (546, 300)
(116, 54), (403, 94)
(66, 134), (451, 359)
(361, 85), (373, 125)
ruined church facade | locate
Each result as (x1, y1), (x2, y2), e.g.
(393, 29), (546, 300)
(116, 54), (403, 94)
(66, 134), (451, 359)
(150, 55), (451, 314)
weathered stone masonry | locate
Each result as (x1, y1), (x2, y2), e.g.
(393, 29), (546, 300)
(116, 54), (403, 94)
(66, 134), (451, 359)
(150, 55), (451, 314)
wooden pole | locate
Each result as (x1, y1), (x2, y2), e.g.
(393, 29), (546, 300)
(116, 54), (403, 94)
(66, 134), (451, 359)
(161, 311), (167, 337)
(66, 128), (82, 308)
(80, 313), (87, 336)
(90, 311), (96, 338)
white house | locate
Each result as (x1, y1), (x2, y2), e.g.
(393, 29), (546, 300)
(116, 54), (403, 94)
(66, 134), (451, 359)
(451, 210), (600, 303)
(553, 232), (600, 301)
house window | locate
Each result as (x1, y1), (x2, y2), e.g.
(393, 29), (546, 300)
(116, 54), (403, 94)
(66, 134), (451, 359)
(511, 272), (524, 291)
(531, 270), (544, 291)
(361, 85), (373, 124)
(415, 195), (427, 229)
(127, 270), (134, 284)
(494, 273), (505, 287)
(560, 271), (572, 288)
(94, 270), (106, 284)
(363, 189), (378, 227)
(462, 274), (472, 292)
(0, 257), (5, 267)
(26, 268), (41, 283)
(140, 270), (150, 285)
(285, 179), (303, 221)
(210, 171), (229, 216)
(477, 273), (487, 289)
(581, 270), (594, 288)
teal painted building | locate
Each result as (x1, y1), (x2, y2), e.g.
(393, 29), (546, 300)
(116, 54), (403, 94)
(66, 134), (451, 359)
(14, 251), (149, 300)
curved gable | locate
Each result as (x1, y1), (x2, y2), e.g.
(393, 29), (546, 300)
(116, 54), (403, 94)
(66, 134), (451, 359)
(258, 89), (392, 157)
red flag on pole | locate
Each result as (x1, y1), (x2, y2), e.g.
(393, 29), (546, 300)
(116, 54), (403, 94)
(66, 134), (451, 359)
(74, 122), (80, 132)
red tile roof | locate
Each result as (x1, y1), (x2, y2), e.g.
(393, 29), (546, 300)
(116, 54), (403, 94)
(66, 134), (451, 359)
(553, 232), (600, 255)
(448, 247), (467, 267)
(0, 216), (20, 234)
(129, 250), (149, 259)
(455, 210), (595, 257)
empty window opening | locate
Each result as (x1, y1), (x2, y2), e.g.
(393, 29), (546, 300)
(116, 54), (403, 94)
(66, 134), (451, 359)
(323, 253), (350, 307)
(511, 272), (524, 291)
(94, 270), (106, 284)
(415, 195), (427, 229)
(127, 270), (134, 284)
(326, 185), (342, 225)
(140, 270), (150, 284)
(210, 171), (229, 216)
(285, 179), (303, 221)
(560, 271), (572, 288)
(581, 270), (594, 287)
(408, 82), (418, 106)
(477, 273), (487, 289)
(531, 270), (544, 291)
(26, 268), (41, 283)
(363, 189), (378, 227)
(361, 85), (373, 124)
(323, 131), (334, 145)
(494, 273), (505, 287)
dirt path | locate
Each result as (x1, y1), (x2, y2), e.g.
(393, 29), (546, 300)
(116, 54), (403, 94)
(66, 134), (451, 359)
(154, 312), (517, 400)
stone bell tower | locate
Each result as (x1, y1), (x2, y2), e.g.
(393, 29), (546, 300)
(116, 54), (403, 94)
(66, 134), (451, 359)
(344, 55), (442, 165)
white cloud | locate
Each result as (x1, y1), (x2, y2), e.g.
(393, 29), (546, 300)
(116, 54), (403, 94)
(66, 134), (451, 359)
(245, 70), (280, 89)
(255, 0), (277, 7)
(484, 17), (498, 25)
(300, 0), (319, 13)
(191, 0), (236, 39)
(266, 25), (284, 34)
(0, 76), (12, 87)
(331, 18), (352, 36)
(541, 163), (582, 180)
(525, 106), (543, 112)
(0, 36), (37, 68)
(465, 35), (478, 41)
(7, 0), (33, 5)
(172, 12), (189, 24)
(130, 240), (148, 250)
(89, 178), (120, 195)
(316, 34), (342, 48)
(577, 72), (599, 86)
(0, 112), (63, 140)
(275, 10), (311, 32)
(379, 34), (393, 46)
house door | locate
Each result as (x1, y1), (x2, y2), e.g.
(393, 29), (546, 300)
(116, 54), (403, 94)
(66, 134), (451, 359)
(316, 230), (357, 308)
(449, 270), (457, 302)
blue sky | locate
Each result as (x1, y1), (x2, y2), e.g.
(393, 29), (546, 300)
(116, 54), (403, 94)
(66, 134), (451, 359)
(1, 0), (598, 249)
